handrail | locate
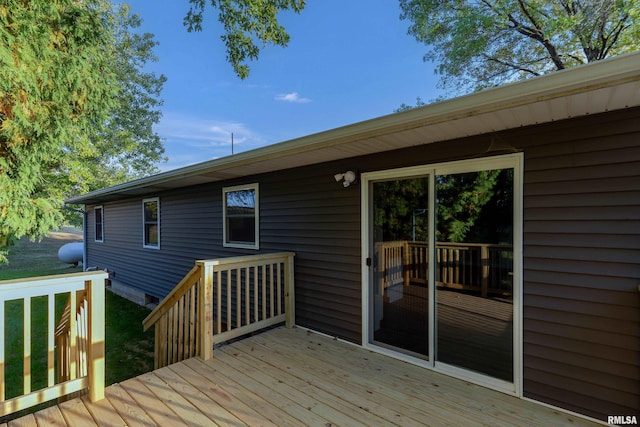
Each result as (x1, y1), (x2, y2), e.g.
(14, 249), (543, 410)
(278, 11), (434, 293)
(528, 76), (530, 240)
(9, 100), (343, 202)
(198, 251), (296, 360)
(376, 241), (513, 297)
(143, 265), (202, 331)
(143, 252), (295, 368)
(142, 265), (202, 369)
(0, 271), (108, 417)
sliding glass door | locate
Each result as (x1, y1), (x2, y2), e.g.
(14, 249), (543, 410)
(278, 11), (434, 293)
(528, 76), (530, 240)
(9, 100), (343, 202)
(370, 175), (431, 358)
(364, 155), (520, 391)
(434, 168), (514, 383)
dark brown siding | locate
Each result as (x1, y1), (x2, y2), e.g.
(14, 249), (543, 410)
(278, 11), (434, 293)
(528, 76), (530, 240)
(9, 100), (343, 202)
(85, 106), (640, 421)
(516, 109), (640, 420)
(86, 162), (363, 342)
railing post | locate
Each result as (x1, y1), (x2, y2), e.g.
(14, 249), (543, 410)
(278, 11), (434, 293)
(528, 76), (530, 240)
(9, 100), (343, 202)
(198, 261), (213, 360)
(480, 245), (489, 298)
(285, 254), (295, 329)
(402, 241), (410, 286)
(86, 277), (105, 402)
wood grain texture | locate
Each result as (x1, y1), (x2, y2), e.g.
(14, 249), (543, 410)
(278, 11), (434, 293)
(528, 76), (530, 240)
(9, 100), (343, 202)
(3, 327), (601, 427)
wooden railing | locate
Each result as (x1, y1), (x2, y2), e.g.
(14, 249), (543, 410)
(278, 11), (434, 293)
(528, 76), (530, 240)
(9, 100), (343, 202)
(55, 290), (89, 383)
(143, 252), (295, 369)
(142, 265), (201, 369)
(0, 271), (108, 417)
(376, 241), (513, 297)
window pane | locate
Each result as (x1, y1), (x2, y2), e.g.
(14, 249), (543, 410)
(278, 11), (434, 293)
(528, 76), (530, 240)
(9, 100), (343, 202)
(143, 199), (159, 247)
(145, 224), (158, 245)
(225, 188), (256, 245)
(95, 208), (103, 241)
(371, 177), (430, 357)
(435, 168), (514, 382)
(144, 201), (158, 222)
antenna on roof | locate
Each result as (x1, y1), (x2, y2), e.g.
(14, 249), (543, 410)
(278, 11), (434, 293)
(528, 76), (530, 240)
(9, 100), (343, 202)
(231, 132), (234, 155)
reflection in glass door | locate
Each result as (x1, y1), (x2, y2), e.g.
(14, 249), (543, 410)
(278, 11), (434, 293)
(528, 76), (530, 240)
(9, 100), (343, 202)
(365, 156), (520, 391)
(435, 168), (514, 382)
(371, 176), (430, 357)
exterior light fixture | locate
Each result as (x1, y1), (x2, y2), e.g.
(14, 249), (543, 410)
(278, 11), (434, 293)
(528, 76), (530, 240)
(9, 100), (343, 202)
(334, 170), (358, 188)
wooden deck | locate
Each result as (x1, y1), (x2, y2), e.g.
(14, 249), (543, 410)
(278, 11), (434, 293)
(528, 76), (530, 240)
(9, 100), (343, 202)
(1, 327), (600, 427)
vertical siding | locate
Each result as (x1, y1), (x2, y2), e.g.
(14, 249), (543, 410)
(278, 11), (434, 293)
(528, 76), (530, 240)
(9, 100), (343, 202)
(518, 109), (640, 420)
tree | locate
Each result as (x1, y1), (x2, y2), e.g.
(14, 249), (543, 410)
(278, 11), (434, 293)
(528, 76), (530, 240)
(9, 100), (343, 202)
(64, 5), (167, 197)
(0, 0), (165, 262)
(400, 0), (640, 92)
(436, 170), (506, 243)
(183, 0), (306, 79)
(372, 171), (510, 245)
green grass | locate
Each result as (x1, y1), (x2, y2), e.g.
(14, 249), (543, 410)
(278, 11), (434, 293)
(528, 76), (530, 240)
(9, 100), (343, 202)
(0, 230), (154, 413)
(104, 291), (154, 384)
(3, 292), (155, 394)
(0, 228), (84, 280)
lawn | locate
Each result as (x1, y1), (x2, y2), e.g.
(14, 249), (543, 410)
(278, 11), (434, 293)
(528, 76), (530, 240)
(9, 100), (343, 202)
(0, 229), (154, 412)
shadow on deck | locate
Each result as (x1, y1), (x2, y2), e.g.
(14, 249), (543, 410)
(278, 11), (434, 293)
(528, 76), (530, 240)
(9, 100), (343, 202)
(2, 327), (599, 427)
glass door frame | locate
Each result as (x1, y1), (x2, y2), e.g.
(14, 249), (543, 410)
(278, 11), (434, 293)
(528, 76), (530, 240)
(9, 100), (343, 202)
(361, 153), (523, 396)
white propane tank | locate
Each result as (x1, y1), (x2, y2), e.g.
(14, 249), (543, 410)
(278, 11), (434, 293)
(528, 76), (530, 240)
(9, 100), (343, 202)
(58, 242), (83, 264)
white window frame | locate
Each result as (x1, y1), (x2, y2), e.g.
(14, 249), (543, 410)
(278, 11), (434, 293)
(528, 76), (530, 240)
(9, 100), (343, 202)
(94, 205), (104, 243)
(142, 197), (160, 249)
(360, 153), (523, 396)
(223, 183), (259, 250)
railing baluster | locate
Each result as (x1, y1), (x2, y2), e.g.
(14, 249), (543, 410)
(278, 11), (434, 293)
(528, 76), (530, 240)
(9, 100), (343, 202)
(69, 291), (77, 381)
(23, 297), (31, 395)
(154, 319), (161, 369)
(269, 263), (274, 318)
(47, 294), (55, 387)
(253, 265), (258, 323)
(226, 269), (232, 332)
(178, 296), (185, 361)
(244, 267), (250, 326)
(78, 301), (87, 378)
(189, 287), (196, 357)
(261, 264), (266, 321)
(215, 270), (221, 335)
(166, 306), (172, 365)
(175, 301), (181, 362)
(235, 268), (241, 329)
(276, 262), (282, 315)
(0, 299), (4, 402)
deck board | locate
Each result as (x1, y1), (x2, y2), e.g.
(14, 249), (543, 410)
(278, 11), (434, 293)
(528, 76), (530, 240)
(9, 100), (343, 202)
(3, 327), (601, 427)
(103, 382), (156, 427)
(33, 406), (66, 426)
(57, 398), (97, 427)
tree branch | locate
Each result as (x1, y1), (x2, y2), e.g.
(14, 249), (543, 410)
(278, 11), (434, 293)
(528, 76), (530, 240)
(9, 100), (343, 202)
(484, 54), (541, 77)
(600, 12), (631, 59)
(514, 0), (566, 70)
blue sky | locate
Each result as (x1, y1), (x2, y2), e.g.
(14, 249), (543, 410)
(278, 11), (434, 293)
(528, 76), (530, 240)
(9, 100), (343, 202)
(125, 1), (443, 171)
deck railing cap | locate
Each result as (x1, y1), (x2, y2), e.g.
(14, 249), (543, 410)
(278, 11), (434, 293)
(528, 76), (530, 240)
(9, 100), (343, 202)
(197, 252), (296, 268)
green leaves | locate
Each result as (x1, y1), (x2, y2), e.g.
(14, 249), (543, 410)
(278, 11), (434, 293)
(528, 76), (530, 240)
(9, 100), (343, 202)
(184, 0), (306, 79)
(400, 0), (640, 93)
(0, 0), (166, 258)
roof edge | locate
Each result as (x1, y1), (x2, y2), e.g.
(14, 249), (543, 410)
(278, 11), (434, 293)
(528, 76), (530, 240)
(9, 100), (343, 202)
(66, 51), (640, 205)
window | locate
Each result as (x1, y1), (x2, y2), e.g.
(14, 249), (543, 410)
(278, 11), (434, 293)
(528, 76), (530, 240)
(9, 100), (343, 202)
(143, 198), (160, 249)
(223, 183), (259, 249)
(94, 206), (104, 242)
